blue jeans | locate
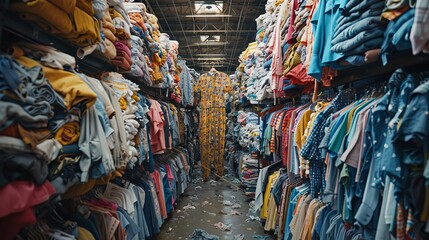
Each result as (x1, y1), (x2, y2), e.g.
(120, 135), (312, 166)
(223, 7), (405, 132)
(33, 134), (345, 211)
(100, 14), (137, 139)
(332, 16), (381, 45)
(343, 37), (384, 56)
(331, 28), (385, 53)
(336, 4), (384, 35)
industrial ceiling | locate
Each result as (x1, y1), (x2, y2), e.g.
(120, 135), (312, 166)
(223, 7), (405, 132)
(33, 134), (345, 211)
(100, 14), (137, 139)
(144, 0), (267, 74)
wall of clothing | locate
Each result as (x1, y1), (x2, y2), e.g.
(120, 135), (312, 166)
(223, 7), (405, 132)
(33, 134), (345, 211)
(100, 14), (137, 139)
(252, 69), (429, 239)
(234, 0), (429, 103)
(0, 1), (199, 239)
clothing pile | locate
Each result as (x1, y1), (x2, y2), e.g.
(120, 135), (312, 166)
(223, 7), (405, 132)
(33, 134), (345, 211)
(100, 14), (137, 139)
(232, 111), (262, 198)
(234, 0), (427, 103)
(9, 0), (193, 94)
(18, 148), (191, 239)
(240, 153), (262, 198)
(0, 39), (197, 239)
(225, 112), (241, 174)
(253, 68), (429, 239)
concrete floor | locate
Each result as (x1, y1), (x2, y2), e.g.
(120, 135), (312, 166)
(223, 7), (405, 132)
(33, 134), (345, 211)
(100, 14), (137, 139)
(153, 166), (274, 240)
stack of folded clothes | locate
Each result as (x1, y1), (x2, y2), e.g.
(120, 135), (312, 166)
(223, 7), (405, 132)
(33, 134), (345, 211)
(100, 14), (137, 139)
(235, 111), (262, 199)
(331, 0), (386, 66)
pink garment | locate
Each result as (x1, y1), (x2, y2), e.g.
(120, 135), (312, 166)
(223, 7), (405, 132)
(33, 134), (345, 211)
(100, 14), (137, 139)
(271, 10), (285, 98)
(164, 164), (175, 206)
(87, 198), (118, 211)
(0, 180), (55, 218)
(151, 170), (167, 219)
(286, 0), (299, 44)
(0, 180), (54, 240)
(114, 41), (131, 57)
(147, 99), (166, 154)
(355, 108), (372, 181)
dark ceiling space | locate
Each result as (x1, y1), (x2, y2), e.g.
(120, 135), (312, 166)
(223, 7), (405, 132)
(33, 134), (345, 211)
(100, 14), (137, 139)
(143, 0), (267, 74)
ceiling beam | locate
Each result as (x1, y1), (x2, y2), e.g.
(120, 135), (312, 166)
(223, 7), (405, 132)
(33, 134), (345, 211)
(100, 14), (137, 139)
(181, 42), (230, 47)
(154, 3), (264, 8)
(165, 29), (254, 34)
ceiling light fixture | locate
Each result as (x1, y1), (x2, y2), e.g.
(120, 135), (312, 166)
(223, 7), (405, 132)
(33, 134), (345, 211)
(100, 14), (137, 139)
(185, 14), (232, 17)
(200, 35), (221, 42)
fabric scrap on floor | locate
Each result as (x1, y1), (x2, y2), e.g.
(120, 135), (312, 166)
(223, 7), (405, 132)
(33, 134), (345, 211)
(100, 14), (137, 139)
(234, 234), (245, 240)
(231, 203), (242, 209)
(213, 222), (232, 231)
(189, 229), (220, 240)
(183, 203), (196, 210)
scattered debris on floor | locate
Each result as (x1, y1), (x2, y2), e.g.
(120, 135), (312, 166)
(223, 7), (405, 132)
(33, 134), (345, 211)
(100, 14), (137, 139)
(213, 222), (232, 231)
(166, 227), (173, 233)
(247, 228), (253, 231)
(221, 200), (233, 206)
(218, 209), (241, 216)
(189, 195), (199, 201)
(234, 234), (245, 240)
(189, 229), (220, 240)
(246, 216), (260, 222)
(231, 203), (242, 209)
(202, 210), (217, 216)
(192, 177), (203, 184)
(232, 179), (241, 184)
(252, 235), (273, 239)
(246, 201), (261, 222)
(217, 194), (224, 198)
(209, 180), (217, 186)
(195, 186), (202, 190)
(202, 201), (209, 206)
(230, 210), (241, 215)
(218, 210), (228, 215)
(182, 203), (196, 210)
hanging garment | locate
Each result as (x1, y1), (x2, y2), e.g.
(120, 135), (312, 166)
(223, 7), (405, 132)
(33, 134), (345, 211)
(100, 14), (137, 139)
(195, 70), (232, 181)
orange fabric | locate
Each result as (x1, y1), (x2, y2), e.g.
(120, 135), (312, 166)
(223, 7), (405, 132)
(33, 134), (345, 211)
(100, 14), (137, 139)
(18, 125), (52, 149)
(129, 12), (147, 31)
(103, 28), (116, 43)
(64, 7), (102, 47)
(118, 97), (128, 110)
(381, 7), (410, 21)
(55, 122), (80, 145)
(321, 67), (336, 87)
(11, 0), (73, 35)
(76, 0), (94, 16)
(48, 0), (76, 13)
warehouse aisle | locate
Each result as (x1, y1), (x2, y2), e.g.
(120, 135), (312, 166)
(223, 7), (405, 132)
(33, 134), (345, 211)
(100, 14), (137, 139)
(154, 166), (274, 240)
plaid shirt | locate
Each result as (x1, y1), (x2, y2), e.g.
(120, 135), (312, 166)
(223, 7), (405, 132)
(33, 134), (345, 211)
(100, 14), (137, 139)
(281, 109), (296, 165)
(301, 92), (346, 197)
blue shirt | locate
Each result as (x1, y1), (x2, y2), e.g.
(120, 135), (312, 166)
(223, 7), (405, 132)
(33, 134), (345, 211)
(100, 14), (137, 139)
(308, 0), (345, 80)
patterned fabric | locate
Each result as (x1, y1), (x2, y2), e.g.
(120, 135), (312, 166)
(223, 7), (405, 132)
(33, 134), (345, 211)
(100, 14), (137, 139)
(410, 0), (429, 54)
(195, 71), (231, 181)
(301, 92), (346, 197)
(281, 110), (294, 165)
(301, 92), (345, 160)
